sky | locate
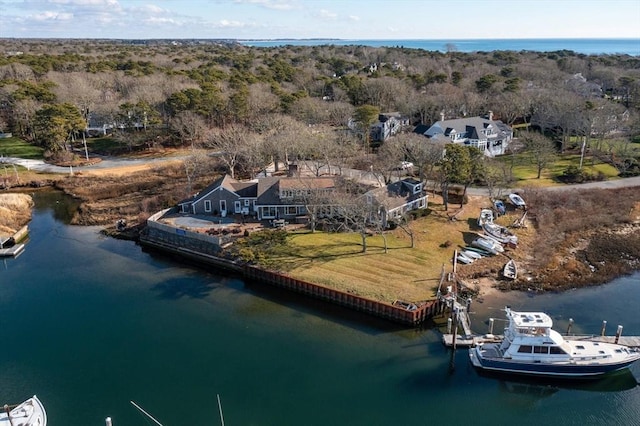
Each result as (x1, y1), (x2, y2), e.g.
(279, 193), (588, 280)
(1, 0), (640, 40)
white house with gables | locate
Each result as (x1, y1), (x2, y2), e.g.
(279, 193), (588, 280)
(418, 112), (513, 157)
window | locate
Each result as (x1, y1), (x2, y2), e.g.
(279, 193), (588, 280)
(517, 345), (533, 353)
(220, 200), (226, 212)
(204, 200), (211, 212)
(549, 346), (567, 355)
(244, 199), (250, 206)
(534, 346), (549, 354)
(286, 206), (297, 216)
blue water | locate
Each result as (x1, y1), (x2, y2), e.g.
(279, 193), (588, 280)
(241, 38), (640, 56)
(1, 191), (639, 426)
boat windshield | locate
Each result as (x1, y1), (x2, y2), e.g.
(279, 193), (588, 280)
(516, 326), (549, 336)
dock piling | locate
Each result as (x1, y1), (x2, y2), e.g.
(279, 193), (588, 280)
(488, 318), (494, 335)
(615, 325), (623, 344)
(601, 320), (607, 337)
(566, 318), (573, 335)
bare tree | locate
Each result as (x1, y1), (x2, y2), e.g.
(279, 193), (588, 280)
(183, 149), (212, 196)
(171, 111), (208, 148)
(204, 124), (254, 179)
(521, 131), (557, 178)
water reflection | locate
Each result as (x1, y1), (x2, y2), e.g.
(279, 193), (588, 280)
(478, 368), (639, 394)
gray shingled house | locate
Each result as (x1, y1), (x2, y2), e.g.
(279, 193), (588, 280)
(178, 175), (428, 228)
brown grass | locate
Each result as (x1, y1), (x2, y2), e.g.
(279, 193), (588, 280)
(0, 193), (34, 236)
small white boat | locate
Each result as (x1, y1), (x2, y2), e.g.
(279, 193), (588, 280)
(471, 237), (504, 254)
(483, 222), (518, 246)
(464, 246), (492, 257)
(477, 208), (494, 227)
(503, 259), (517, 280)
(0, 395), (47, 425)
(508, 193), (526, 208)
(457, 252), (475, 264)
(462, 249), (483, 260)
(469, 307), (640, 378)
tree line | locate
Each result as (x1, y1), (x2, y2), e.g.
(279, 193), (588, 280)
(1, 39), (639, 189)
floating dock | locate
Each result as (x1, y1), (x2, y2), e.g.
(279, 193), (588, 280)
(0, 243), (24, 257)
(0, 225), (28, 257)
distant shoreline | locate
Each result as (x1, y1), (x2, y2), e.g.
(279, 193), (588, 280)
(239, 38), (640, 55)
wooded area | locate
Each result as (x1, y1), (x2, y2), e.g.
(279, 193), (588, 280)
(1, 38), (639, 195)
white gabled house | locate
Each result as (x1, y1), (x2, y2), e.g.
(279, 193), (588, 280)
(418, 112), (513, 157)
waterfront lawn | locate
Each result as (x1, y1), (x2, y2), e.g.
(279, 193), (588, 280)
(262, 199), (493, 303)
(0, 137), (44, 159)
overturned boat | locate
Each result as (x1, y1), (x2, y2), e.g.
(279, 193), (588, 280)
(482, 222), (518, 246)
(471, 236), (504, 254)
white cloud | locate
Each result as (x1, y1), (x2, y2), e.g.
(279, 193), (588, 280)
(32, 10), (74, 21)
(218, 19), (247, 28)
(348, 15), (360, 22)
(233, 0), (297, 11)
(317, 9), (337, 20)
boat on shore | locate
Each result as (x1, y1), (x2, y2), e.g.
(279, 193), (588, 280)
(477, 208), (494, 227)
(508, 193), (526, 209)
(464, 246), (493, 257)
(503, 259), (517, 280)
(469, 307), (640, 378)
(1, 395), (47, 425)
(457, 251), (475, 264)
(462, 249), (483, 260)
(471, 236), (504, 254)
(493, 199), (506, 216)
(483, 222), (518, 246)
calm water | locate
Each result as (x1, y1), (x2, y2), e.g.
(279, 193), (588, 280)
(1, 191), (639, 426)
(242, 38), (640, 56)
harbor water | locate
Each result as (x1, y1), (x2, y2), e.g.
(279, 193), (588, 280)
(1, 191), (639, 426)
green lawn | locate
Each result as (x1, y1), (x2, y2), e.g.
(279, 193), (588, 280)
(0, 137), (44, 159)
(240, 197), (519, 304)
(498, 152), (620, 187)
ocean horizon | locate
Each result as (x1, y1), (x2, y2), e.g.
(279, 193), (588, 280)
(241, 38), (640, 55)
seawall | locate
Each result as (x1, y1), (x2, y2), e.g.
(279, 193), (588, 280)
(139, 210), (440, 326)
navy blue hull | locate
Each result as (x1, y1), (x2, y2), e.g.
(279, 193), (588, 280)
(474, 356), (638, 378)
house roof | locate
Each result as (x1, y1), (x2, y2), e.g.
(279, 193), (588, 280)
(413, 124), (430, 135)
(257, 176), (337, 205)
(230, 181), (258, 198)
(424, 116), (510, 141)
(190, 175), (240, 206)
(366, 179), (424, 210)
